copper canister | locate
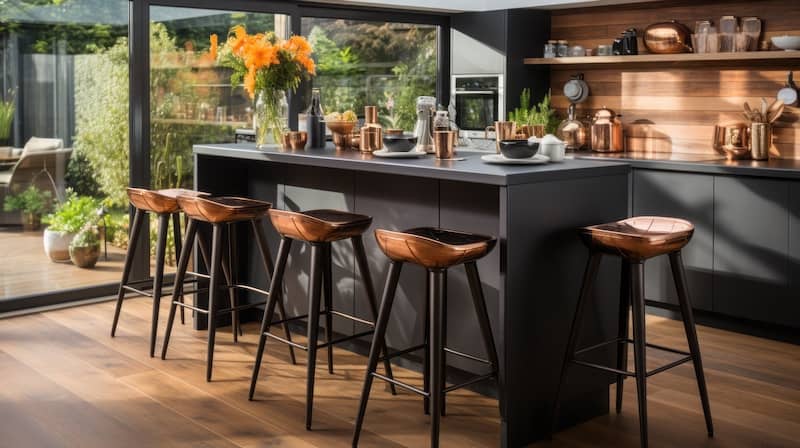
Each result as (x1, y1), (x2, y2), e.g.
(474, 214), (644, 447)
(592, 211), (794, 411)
(360, 126), (382, 153)
(590, 107), (624, 152)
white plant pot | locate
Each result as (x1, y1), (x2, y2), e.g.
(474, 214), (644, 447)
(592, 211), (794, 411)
(43, 228), (75, 263)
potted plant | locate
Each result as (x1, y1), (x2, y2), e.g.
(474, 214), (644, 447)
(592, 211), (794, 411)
(508, 89), (558, 138)
(3, 185), (52, 231)
(42, 191), (102, 262)
(69, 227), (100, 268)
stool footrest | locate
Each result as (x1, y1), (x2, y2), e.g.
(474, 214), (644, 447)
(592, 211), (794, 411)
(378, 344), (426, 362)
(572, 337), (694, 378)
(122, 285), (153, 298)
(328, 309), (374, 327)
(317, 329), (374, 349)
(443, 372), (496, 393)
(371, 372), (429, 397)
(171, 299), (267, 315)
(264, 332), (309, 351)
(443, 347), (491, 365)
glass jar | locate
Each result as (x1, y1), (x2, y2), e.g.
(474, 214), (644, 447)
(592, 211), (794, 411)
(544, 40), (557, 58)
(556, 40), (569, 57)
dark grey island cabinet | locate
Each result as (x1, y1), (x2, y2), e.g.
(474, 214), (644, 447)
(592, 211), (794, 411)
(193, 143), (631, 447)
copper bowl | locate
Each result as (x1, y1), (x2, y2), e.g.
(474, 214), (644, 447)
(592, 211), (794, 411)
(643, 20), (692, 54)
(326, 120), (356, 136)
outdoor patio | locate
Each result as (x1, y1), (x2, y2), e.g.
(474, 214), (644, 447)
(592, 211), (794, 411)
(0, 228), (126, 299)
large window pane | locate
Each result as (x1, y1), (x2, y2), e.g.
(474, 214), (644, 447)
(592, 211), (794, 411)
(0, 0), (129, 301)
(149, 7), (286, 267)
(301, 18), (437, 131)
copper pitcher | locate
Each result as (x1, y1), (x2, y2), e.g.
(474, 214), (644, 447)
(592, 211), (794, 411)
(485, 121), (517, 153)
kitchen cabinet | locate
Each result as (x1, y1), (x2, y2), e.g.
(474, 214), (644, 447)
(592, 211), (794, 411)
(785, 182), (800, 328)
(713, 176), (792, 327)
(632, 169), (713, 310)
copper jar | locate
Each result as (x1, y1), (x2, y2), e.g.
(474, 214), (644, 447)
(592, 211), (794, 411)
(590, 107), (624, 152)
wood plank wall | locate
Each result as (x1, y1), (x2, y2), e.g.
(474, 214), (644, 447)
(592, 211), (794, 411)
(548, 0), (800, 157)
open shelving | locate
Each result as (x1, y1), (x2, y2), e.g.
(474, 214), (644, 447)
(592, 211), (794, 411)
(523, 50), (800, 67)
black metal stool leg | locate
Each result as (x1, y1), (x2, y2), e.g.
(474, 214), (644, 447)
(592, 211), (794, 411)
(669, 251), (714, 437)
(249, 236), (292, 400)
(305, 243), (324, 430)
(162, 218), (198, 360)
(429, 269), (446, 448)
(252, 219), (296, 365)
(616, 259), (631, 414)
(352, 235), (397, 395)
(552, 251), (602, 434)
(225, 223), (239, 343)
(322, 243), (334, 374)
(630, 261), (649, 448)
(206, 223), (224, 382)
(423, 272), (431, 415)
(352, 261), (402, 447)
(111, 208), (144, 337)
(171, 212), (185, 326)
(149, 213), (170, 358)
(465, 262), (501, 414)
(440, 269), (448, 417)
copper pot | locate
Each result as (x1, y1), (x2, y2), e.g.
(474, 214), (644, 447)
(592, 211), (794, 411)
(643, 20), (692, 54)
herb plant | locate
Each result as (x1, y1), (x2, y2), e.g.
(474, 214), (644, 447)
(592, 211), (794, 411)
(44, 190), (102, 235)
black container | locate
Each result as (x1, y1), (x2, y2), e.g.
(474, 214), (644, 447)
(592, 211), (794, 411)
(499, 139), (538, 159)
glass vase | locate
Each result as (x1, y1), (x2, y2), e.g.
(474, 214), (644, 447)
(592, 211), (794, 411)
(254, 90), (288, 148)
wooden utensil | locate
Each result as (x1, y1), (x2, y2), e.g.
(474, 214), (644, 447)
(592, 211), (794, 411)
(769, 102), (785, 123)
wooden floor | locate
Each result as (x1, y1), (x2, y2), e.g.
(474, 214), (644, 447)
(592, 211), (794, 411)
(0, 298), (798, 447)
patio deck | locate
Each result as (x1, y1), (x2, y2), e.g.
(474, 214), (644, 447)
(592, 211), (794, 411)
(0, 228), (127, 299)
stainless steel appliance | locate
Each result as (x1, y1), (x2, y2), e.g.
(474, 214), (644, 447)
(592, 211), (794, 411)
(451, 74), (504, 139)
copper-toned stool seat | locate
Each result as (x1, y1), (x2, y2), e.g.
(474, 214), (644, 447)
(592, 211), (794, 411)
(178, 196), (272, 223)
(127, 187), (208, 214)
(268, 209), (372, 243)
(375, 227), (496, 269)
(583, 216), (694, 260)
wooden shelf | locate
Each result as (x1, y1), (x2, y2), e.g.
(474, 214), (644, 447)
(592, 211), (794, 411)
(524, 50), (800, 67)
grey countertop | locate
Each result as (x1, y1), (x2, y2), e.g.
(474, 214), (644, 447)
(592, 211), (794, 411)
(571, 151), (800, 180)
(194, 143), (630, 186)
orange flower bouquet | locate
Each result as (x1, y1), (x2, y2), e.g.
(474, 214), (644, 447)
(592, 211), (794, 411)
(210, 26), (315, 147)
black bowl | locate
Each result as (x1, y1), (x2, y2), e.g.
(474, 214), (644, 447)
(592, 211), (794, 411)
(383, 133), (418, 152)
(499, 139), (538, 159)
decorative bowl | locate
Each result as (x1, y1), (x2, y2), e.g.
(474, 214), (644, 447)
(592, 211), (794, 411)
(499, 139), (538, 159)
(382, 133), (418, 152)
(771, 35), (800, 51)
(326, 120), (356, 135)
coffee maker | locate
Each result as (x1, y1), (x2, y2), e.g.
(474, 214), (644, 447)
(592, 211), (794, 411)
(413, 96), (436, 153)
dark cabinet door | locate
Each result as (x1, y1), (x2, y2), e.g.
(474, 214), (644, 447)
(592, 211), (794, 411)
(713, 176), (792, 326)
(632, 169), (713, 310)
(785, 182), (800, 328)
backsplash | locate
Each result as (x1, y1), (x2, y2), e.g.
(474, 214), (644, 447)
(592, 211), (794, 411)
(547, 0), (800, 158)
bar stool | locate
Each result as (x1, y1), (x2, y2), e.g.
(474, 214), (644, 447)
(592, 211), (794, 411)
(111, 188), (208, 357)
(160, 195), (296, 381)
(248, 209), (397, 430)
(552, 216), (713, 448)
(353, 227), (501, 448)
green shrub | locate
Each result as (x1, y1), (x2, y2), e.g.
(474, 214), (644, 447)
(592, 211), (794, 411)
(3, 186), (52, 215)
(44, 191), (103, 234)
(65, 150), (103, 198)
(70, 227), (100, 249)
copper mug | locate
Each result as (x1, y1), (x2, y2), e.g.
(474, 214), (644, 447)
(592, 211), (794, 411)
(485, 121), (517, 153)
(434, 130), (457, 159)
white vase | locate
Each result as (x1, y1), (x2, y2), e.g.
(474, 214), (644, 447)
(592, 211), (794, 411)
(43, 228), (75, 263)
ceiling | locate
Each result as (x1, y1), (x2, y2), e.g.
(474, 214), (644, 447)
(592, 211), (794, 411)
(311, 0), (651, 13)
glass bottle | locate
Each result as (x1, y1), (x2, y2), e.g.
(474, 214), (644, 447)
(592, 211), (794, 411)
(306, 88), (326, 149)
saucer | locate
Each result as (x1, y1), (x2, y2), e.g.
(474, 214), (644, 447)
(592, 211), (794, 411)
(372, 149), (428, 158)
(480, 154), (549, 165)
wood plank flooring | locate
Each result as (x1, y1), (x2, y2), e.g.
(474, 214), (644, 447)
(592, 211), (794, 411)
(0, 297), (798, 447)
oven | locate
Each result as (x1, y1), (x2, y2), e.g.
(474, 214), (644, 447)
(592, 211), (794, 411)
(451, 74), (504, 139)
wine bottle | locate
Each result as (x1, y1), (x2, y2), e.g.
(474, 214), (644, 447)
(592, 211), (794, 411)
(307, 88), (326, 149)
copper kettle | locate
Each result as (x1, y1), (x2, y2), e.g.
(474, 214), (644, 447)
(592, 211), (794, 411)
(557, 103), (588, 150)
(590, 107), (624, 152)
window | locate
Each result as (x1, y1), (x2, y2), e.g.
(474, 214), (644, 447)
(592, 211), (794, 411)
(300, 18), (438, 131)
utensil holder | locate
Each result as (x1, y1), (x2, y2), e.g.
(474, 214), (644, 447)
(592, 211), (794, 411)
(750, 123), (771, 161)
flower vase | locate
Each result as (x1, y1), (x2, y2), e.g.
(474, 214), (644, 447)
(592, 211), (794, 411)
(254, 90), (288, 148)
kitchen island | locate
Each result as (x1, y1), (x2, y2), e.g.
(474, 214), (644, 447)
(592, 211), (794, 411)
(193, 143), (630, 447)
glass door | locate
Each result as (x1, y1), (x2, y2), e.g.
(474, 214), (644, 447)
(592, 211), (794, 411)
(0, 0), (129, 307)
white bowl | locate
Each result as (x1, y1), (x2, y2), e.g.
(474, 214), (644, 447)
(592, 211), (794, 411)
(771, 35), (800, 51)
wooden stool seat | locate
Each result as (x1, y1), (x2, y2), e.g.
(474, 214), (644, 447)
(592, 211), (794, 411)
(582, 216), (694, 260)
(127, 187), (208, 214)
(268, 209), (373, 243)
(178, 196), (272, 223)
(375, 227), (496, 269)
